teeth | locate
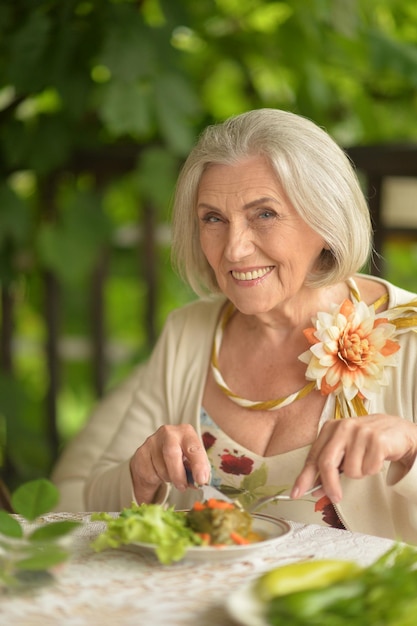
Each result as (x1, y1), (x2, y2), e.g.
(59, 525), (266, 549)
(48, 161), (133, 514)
(232, 267), (272, 281)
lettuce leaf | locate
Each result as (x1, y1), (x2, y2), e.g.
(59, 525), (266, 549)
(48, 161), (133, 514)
(91, 503), (202, 564)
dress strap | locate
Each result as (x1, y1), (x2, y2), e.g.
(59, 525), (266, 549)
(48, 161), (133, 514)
(346, 276), (361, 303)
(346, 276), (389, 310)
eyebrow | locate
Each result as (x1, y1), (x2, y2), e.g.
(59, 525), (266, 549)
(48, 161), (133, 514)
(197, 196), (281, 211)
(244, 196), (281, 209)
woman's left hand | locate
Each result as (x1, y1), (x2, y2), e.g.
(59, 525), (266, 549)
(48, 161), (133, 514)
(291, 414), (417, 503)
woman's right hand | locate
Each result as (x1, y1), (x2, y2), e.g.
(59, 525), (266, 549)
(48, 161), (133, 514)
(129, 424), (211, 504)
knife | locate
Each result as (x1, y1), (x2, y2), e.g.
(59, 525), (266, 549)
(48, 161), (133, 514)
(197, 483), (235, 504)
(184, 462), (234, 504)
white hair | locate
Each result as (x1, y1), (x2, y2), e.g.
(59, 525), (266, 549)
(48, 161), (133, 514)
(171, 108), (372, 296)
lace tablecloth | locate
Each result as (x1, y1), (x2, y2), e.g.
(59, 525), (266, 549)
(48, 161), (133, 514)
(0, 512), (394, 626)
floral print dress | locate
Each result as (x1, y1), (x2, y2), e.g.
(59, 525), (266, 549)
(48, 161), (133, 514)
(200, 406), (345, 530)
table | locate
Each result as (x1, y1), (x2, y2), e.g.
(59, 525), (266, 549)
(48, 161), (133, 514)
(0, 512), (395, 626)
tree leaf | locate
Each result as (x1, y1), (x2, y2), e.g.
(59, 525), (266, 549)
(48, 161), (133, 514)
(7, 9), (51, 92)
(154, 72), (201, 154)
(134, 147), (178, 211)
(0, 184), (31, 246)
(98, 80), (153, 137)
(246, 2), (293, 33)
(201, 59), (252, 120)
(37, 190), (112, 284)
(0, 118), (34, 170)
(99, 10), (155, 82)
(26, 117), (72, 174)
(29, 520), (81, 542)
(11, 479), (59, 521)
(0, 510), (23, 538)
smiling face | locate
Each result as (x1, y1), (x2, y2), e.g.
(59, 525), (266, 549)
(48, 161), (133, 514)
(197, 155), (326, 316)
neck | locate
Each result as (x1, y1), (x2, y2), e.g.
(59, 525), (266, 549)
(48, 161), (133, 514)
(232, 283), (347, 336)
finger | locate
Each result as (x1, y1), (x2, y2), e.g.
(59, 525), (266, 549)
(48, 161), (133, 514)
(290, 421), (336, 498)
(159, 438), (189, 491)
(314, 442), (347, 503)
(316, 462), (344, 503)
(292, 424), (346, 502)
(342, 425), (378, 478)
(130, 447), (167, 503)
(133, 429), (178, 486)
(334, 417), (389, 478)
(354, 417), (412, 475)
(290, 461), (319, 499)
(183, 441), (210, 487)
(158, 425), (210, 490)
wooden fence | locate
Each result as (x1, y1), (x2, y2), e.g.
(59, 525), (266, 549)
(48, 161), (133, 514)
(0, 146), (163, 486)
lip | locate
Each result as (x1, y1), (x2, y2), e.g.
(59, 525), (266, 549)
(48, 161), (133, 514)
(230, 266), (274, 282)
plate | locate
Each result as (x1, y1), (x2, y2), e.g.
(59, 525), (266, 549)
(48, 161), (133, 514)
(127, 514), (291, 563)
(227, 581), (268, 626)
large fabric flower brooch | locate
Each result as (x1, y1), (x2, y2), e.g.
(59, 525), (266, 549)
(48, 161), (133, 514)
(299, 299), (400, 406)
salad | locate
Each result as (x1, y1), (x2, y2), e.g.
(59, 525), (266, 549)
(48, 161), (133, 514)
(187, 498), (256, 546)
(91, 499), (259, 564)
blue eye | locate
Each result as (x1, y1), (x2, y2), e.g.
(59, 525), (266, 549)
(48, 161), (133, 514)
(259, 210), (275, 219)
(202, 214), (221, 223)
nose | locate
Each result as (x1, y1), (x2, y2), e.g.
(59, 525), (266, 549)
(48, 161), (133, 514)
(224, 222), (255, 261)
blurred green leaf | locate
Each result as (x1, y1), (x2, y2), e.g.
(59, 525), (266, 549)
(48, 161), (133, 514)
(154, 72), (201, 154)
(369, 29), (417, 83)
(0, 478), (80, 589)
(98, 80), (153, 137)
(0, 373), (30, 436)
(134, 147), (178, 211)
(0, 511), (23, 538)
(246, 2), (292, 33)
(37, 189), (112, 284)
(29, 520), (80, 542)
(0, 119), (33, 170)
(0, 372), (49, 482)
(11, 479), (59, 520)
(201, 60), (252, 119)
(99, 10), (155, 81)
(0, 184), (31, 245)
(15, 545), (69, 571)
(7, 10), (51, 92)
(27, 117), (73, 174)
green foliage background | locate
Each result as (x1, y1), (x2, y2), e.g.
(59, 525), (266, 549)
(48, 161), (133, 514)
(1, 0), (417, 489)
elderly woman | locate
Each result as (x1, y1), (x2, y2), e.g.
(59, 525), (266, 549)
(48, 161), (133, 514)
(84, 109), (417, 542)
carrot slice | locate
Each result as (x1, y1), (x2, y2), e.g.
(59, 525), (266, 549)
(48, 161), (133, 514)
(206, 498), (235, 510)
(192, 501), (206, 511)
(230, 531), (250, 545)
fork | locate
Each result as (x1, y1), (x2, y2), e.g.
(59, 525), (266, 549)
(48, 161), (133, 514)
(246, 482), (324, 513)
(185, 462), (324, 514)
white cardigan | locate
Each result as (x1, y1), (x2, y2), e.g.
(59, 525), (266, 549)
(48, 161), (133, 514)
(56, 275), (417, 543)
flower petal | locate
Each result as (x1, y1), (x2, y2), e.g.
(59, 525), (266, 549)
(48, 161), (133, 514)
(300, 297), (400, 402)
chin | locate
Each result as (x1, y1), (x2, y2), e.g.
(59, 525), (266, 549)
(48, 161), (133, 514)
(229, 298), (275, 316)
